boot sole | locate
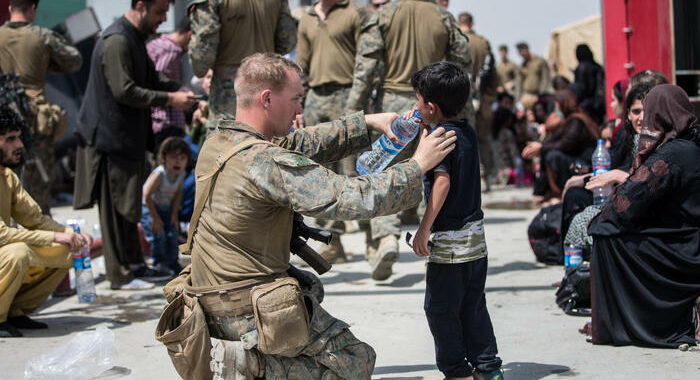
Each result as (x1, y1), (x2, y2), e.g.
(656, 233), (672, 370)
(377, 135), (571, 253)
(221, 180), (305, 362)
(371, 249), (399, 281)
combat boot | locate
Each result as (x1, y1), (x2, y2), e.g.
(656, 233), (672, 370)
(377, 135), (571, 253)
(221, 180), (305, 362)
(318, 233), (348, 264)
(369, 234), (399, 281)
(210, 340), (265, 380)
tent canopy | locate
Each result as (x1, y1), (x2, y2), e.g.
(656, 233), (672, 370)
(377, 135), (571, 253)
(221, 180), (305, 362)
(546, 14), (603, 81)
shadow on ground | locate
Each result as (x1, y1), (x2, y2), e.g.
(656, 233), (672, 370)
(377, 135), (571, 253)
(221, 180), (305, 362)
(373, 364), (437, 375)
(503, 361), (573, 379)
(488, 261), (545, 276)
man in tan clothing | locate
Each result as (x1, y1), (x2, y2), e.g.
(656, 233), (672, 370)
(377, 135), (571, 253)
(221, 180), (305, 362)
(0, 106), (92, 338)
(459, 11), (499, 190)
(496, 44), (517, 93)
(188, 0), (297, 132)
(0, 0), (83, 214)
(515, 41), (551, 102)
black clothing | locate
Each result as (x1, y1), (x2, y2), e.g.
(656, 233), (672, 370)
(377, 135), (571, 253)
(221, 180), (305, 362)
(574, 60), (605, 124)
(424, 258), (502, 377)
(76, 16), (178, 161)
(589, 138), (700, 347)
(609, 124), (635, 171)
(560, 186), (593, 257)
(423, 119), (483, 232)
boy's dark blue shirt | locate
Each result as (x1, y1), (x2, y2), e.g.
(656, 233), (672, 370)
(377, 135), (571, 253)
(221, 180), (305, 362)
(423, 119), (483, 232)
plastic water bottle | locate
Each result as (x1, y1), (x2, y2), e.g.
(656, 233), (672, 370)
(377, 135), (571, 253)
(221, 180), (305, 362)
(356, 110), (422, 175)
(564, 245), (583, 268)
(514, 156), (526, 188)
(69, 220), (97, 303)
(591, 139), (612, 205)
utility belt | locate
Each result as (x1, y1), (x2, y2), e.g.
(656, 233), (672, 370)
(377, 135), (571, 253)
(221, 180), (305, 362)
(156, 268), (311, 380)
(310, 82), (351, 96)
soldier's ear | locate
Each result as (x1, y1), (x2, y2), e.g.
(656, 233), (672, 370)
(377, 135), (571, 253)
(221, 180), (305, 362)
(261, 89), (272, 108)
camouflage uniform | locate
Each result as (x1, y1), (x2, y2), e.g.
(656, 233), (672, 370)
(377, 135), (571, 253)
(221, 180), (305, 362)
(190, 112), (422, 378)
(0, 21), (82, 214)
(187, 0), (297, 134)
(345, 0), (472, 271)
(467, 30), (499, 188)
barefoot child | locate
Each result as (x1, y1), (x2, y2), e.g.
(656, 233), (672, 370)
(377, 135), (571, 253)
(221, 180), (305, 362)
(409, 62), (503, 380)
(141, 137), (190, 275)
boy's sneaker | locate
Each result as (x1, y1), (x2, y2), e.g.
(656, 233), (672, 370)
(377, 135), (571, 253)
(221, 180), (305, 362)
(133, 265), (173, 282)
(110, 278), (155, 290)
(473, 369), (504, 380)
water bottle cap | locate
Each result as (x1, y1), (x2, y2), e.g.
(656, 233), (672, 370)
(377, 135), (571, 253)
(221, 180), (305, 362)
(597, 139), (605, 145)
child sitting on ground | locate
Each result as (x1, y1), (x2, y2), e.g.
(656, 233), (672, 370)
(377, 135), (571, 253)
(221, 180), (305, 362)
(141, 137), (190, 275)
(409, 62), (504, 380)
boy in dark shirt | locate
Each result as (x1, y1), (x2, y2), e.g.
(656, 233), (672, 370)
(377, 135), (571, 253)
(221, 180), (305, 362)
(410, 62), (503, 380)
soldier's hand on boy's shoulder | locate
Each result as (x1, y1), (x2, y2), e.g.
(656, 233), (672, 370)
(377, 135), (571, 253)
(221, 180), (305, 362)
(412, 127), (457, 174)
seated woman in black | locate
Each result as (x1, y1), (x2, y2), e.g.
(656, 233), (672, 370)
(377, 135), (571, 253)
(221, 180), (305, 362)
(524, 89), (599, 202)
(588, 84), (700, 348)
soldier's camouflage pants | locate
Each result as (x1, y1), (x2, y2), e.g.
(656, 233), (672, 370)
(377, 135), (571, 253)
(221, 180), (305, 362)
(23, 135), (54, 214)
(214, 294), (376, 379)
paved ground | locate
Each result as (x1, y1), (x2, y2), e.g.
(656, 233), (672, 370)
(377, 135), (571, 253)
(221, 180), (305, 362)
(2, 187), (698, 379)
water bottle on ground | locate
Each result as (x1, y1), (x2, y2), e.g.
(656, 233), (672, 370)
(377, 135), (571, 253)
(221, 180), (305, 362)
(591, 139), (612, 205)
(564, 245), (583, 269)
(69, 220), (97, 303)
(356, 110), (422, 175)
(514, 156), (526, 188)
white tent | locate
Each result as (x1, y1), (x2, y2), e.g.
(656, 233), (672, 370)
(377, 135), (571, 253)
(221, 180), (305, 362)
(546, 14), (603, 81)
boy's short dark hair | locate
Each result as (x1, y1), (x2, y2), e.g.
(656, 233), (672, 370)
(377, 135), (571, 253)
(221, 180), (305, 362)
(411, 61), (470, 118)
(496, 92), (514, 103)
(0, 106), (25, 136)
(158, 136), (191, 164)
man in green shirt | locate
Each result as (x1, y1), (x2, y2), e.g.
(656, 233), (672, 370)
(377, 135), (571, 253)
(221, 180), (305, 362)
(515, 41), (551, 102)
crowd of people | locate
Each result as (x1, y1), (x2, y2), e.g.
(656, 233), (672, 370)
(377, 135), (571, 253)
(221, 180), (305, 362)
(0, 0), (698, 379)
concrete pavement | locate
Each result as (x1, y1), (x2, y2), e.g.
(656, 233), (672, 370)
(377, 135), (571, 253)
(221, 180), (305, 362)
(1, 187), (698, 379)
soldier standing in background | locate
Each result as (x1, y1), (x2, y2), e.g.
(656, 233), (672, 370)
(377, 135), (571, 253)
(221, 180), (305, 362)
(496, 44), (517, 94)
(0, 0), (82, 214)
(459, 12), (499, 191)
(346, 0), (472, 281)
(295, 0), (373, 263)
(515, 41), (551, 102)
(187, 0), (297, 136)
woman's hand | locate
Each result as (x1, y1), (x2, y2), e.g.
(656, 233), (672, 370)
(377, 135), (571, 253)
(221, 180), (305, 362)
(562, 173), (592, 198)
(586, 169), (629, 190)
(521, 141), (542, 160)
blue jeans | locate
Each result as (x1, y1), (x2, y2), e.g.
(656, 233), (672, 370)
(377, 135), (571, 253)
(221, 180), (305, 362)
(140, 203), (180, 272)
(424, 258), (502, 377)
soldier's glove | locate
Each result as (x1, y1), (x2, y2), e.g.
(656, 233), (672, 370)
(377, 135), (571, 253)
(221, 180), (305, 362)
(287, 264), (324, 304)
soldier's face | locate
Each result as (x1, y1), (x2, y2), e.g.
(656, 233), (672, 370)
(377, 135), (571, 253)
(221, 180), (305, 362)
(137, 0), (169, 34)
(0, 130), (24, 168)
(269, 71), (304, 136)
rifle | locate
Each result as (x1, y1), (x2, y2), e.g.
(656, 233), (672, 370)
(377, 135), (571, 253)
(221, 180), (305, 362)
(0, 71), (49, 182)
(290, 213), (333, 275)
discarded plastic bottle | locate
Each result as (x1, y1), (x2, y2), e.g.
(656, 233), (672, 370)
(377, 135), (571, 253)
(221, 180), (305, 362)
(69, 220), (97, 303)
(356, 110), (422, 175)
(564, 245), (583, 268)
(591, 139), (612, 205)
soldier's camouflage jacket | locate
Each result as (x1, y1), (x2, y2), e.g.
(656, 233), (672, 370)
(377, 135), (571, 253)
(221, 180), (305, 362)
(190, 112), (423, 287)
(346, 0), (472, 111)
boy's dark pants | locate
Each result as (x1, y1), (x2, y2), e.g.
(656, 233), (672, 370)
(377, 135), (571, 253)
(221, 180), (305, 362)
(424, 258), (502, 377)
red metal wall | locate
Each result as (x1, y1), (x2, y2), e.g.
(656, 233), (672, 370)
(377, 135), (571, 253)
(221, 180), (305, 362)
(0, 0), (9, 22)
(602, 0), (673, 118)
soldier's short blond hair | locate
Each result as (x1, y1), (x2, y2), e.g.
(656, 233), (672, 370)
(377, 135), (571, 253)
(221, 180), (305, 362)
(235, 53), (303, 108)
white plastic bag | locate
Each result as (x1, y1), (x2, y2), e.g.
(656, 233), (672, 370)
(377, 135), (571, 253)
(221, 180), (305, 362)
(25, 326), (117, 380)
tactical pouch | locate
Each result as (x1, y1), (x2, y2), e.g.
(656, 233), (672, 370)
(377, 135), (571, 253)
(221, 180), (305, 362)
(155, 292), (214, 380)
(251, 277), (310, 355)
(35, 103), (66, 140)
